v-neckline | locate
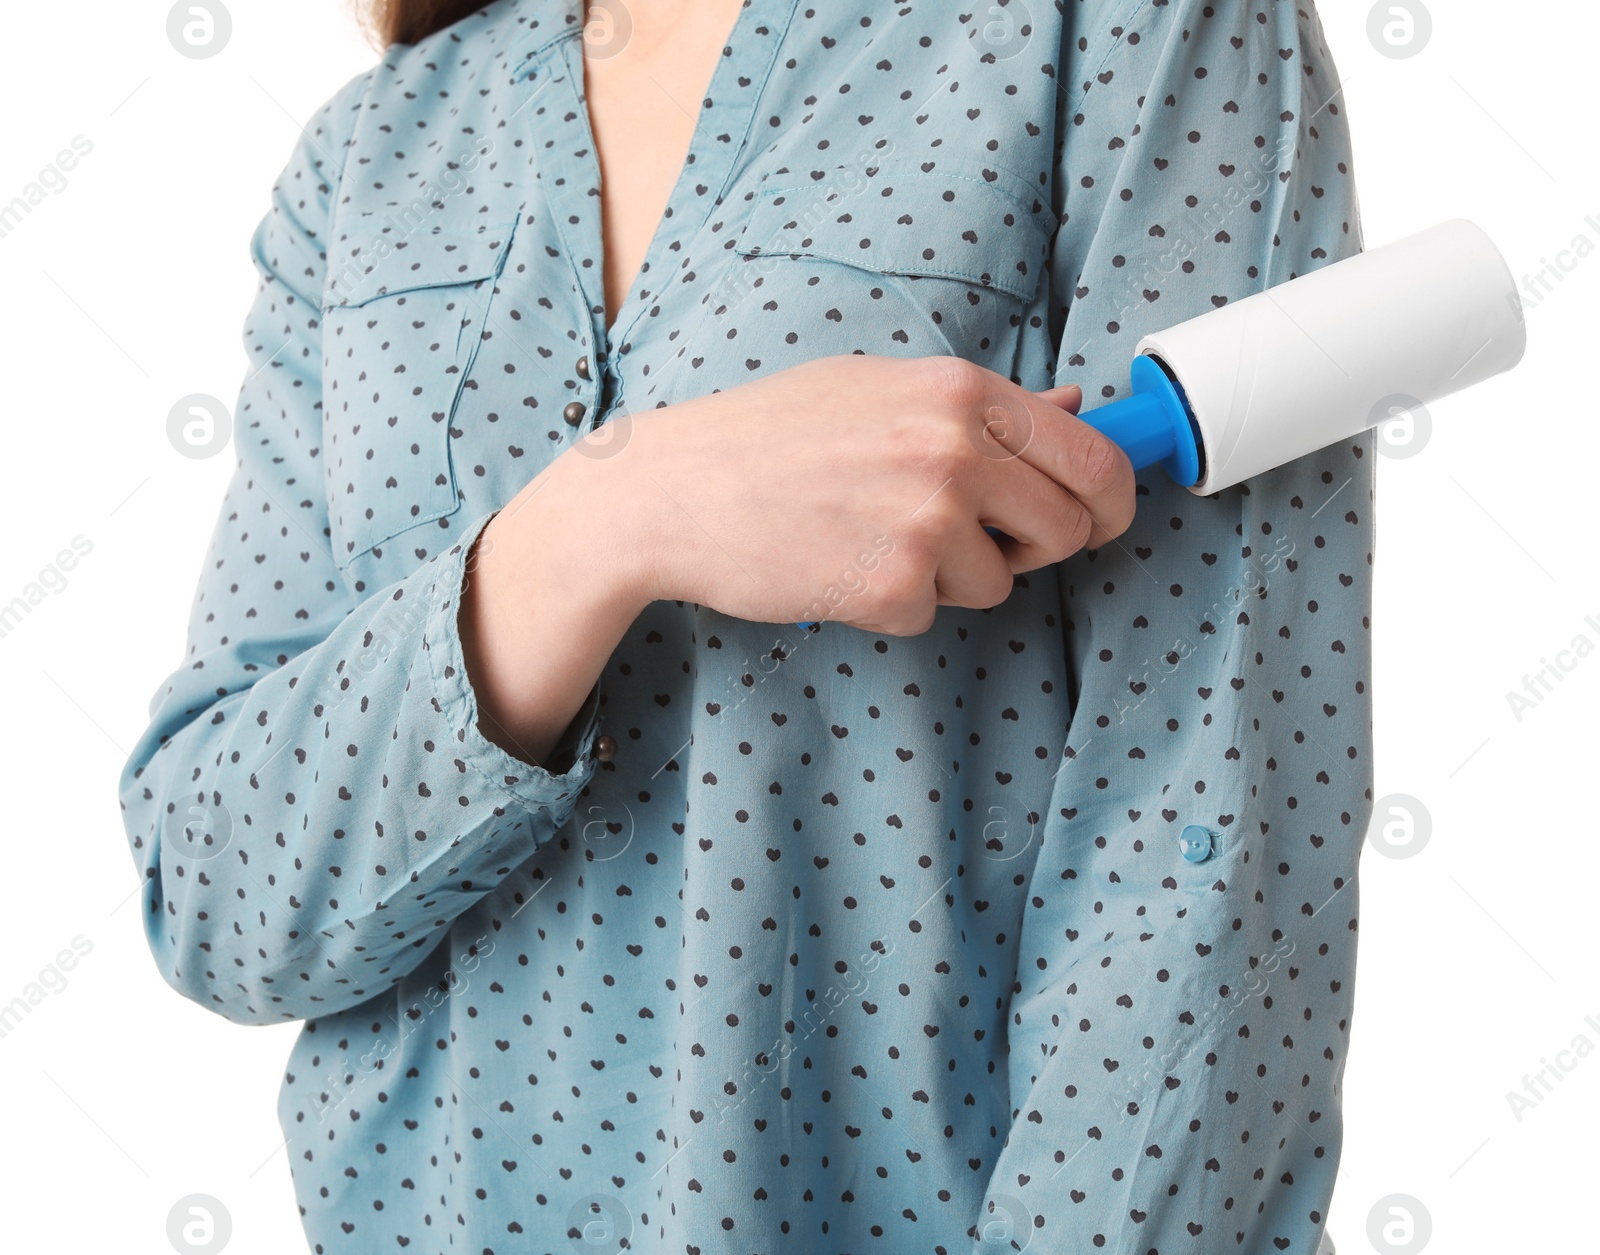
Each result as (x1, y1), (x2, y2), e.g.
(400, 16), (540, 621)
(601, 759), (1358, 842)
(572, 0), (755, 350)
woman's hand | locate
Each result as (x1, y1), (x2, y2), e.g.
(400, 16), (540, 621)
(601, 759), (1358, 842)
(581, 354), (1137, 635)
(461, 354), (1135, 758)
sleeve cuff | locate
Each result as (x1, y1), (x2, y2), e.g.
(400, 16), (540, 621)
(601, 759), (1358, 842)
(423, 511), (604, 829)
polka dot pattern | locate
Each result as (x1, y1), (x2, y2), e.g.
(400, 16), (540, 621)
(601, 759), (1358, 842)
(118, 1), (1371, 1251)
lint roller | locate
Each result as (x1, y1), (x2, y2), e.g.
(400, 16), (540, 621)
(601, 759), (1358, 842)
(1078, 218), (1526, 494)
(796, 219), (1525, 629)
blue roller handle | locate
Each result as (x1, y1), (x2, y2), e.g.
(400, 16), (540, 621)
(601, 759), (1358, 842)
(1083, 353), (1204, 488)
(796, 354), (1203, 629)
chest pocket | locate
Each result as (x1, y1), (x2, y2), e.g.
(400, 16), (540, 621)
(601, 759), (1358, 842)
(319, 211), (520, 566)
(731, 156), (1052, 302)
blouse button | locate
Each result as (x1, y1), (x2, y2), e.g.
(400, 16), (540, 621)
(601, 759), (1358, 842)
(594, 734), (617, 763)
(575, 354), (591, 381)
(1179, 825), (1214, 863)
(563, 401), (588, 426)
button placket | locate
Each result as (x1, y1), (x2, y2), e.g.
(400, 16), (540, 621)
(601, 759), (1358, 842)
(516, 46), (611, 424)
(567, 349), (608, 435)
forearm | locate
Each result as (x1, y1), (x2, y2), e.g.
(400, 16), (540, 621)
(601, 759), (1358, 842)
(458, 450), (650, 765)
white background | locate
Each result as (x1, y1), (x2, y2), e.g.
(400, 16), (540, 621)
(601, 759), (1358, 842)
(0, 1), (1592, 1251)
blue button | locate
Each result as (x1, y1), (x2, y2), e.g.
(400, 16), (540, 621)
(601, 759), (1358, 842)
(1179, 825), (1214, 863)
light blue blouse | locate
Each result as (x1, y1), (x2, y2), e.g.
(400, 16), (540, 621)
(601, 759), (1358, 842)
(119, 0), (1373, 1251)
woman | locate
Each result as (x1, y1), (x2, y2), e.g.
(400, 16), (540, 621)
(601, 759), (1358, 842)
(120, 0), (1371, 1250)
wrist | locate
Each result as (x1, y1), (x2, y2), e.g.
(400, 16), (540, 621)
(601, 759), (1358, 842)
(458, 459), (647, 762)
(539, 444), (661, 617)
(473, 484), (646, 646)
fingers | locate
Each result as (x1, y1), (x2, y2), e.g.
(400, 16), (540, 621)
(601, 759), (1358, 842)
(973, 375), (1137, 549)
(840, 358), (1136, 631)
(984, 497), (1098, 574)
(1033, 382), (1084, 414)
(931, 522), (1019, 610)
(968, 450), (1099, 574)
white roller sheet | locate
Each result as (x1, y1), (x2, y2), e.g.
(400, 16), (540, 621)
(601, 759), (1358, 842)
(1135, 219), (1527, 494)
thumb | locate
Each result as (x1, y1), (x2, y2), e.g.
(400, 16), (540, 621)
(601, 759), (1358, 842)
(1035, 382), (1084, 414)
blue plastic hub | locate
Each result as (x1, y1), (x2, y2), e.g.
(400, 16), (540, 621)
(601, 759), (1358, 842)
(1079, 353), (1203, 488)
